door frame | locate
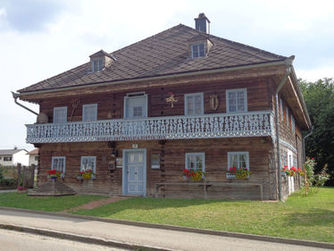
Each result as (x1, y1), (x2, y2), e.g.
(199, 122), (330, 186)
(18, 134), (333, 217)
(122, 148), (147, 196)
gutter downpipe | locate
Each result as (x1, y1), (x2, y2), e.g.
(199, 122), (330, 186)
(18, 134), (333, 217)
(274, 56), (294, 201)
(11, 91), (38, 115)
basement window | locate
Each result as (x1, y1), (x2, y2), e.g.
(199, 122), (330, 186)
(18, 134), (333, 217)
(191, 43), (205, 58)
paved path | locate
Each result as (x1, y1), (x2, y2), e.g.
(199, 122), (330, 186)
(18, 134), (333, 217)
(0, 209), (330, 251)
(0, 228), (124, 251)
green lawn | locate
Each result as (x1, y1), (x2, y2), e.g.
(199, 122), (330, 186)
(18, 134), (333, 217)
(74, 187), (334, 243)
(0, 192), (106, 212)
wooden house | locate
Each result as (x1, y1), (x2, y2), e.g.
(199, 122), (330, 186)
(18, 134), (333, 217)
(17, 14), (311, 200)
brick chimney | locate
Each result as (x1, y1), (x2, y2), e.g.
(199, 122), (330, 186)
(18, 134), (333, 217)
(194, 13), (210, 34)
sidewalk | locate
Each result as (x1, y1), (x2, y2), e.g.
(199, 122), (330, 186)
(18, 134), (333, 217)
(0, 208), (331, 251)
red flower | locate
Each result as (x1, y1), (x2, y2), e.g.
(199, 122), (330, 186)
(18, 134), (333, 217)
(284, 165), (288, 168)
(312, 158), (314, 160)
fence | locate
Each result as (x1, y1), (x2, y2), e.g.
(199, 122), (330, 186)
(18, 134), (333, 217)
(0, 164), (36, 189)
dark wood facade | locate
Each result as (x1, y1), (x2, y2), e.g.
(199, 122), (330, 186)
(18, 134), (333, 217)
(28, 67), (308, 200)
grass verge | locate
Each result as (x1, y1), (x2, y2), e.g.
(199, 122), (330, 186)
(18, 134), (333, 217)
(73, 187), (334, 243)
(0, 192), (106, 212)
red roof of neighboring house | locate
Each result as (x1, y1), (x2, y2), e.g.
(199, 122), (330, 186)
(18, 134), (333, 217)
(27, 148), (39, 155)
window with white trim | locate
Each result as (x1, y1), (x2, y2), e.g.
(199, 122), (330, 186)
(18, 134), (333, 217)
(184, 93), (204, 115)
(280, 98), (284, 121)
(228, 152), (249, 170)
(286, 107), (289, 127)
(82, 104), (98, 122)
(226, 89), (247, 113)
(80, 156), (96, 173)
(51, 156), (66, 177)
(191, 43), (205, 58)
(92, 58), (103, 72)
(124, 94), (148, 119)
(53, 106), (67, 124)
(185, 153), (205, 172)
(291, 115), (295, 134)
(4, 156), (12, 161)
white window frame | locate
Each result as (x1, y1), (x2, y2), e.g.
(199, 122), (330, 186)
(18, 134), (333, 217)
(184, 92), (204, 116)
(53, 106), (67, 124)
(226, 88), (248, 113)
(191, 43), (205, 58)
(91, 58), (103, 72)
(227, 152), (250, 170)
(280, 98), (284, 121)
(123, 93), (148, 119)
(51, 156), (66, 177)
(185, 152), (205, 172)
(82, 104), (98, 122)
(80, 156), (96, 173)
(286, 106), (289, 127)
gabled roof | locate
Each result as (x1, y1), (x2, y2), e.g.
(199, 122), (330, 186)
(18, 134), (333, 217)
(18, 24), (286, 93)
(0, 149), (27, 156)
(27, 148), (39, 155)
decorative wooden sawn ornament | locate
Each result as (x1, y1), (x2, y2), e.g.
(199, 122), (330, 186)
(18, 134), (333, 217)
(165, 92), (178, 108)
(209, 94), (219, 110)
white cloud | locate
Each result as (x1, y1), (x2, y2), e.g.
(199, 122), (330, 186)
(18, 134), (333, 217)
(297, 66), (334, 82)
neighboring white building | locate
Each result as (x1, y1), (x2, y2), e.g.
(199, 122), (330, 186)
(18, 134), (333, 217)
(0, 149), (29, 166)
(28, 148), (39, 166)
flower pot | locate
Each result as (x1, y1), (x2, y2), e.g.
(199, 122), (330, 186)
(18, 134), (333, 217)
(226, 173), (235, 179)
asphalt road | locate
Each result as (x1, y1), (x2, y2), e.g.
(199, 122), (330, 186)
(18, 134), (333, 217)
(0, 208), (331, 251)
(0, 228), (124, 251)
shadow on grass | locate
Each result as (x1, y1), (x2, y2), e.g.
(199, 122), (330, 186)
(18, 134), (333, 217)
(284, 208), (334, 227)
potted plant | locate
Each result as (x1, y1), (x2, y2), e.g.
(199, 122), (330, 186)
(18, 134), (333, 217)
(226, 166), (236, 179)
(47, 169), (62, 180)
(226, 166), (250, 179)
(79, 169), (96, 180)
(235, 167), (250, 179)
(183, 169), (205, 182)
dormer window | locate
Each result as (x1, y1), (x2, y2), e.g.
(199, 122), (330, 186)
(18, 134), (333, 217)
(191, 43), (205, 58)
(92, 58), (103, 72)
(89, 50), (116, 73)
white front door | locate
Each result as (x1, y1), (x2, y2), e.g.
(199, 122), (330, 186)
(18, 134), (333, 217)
(288, 150), (295, 195)
(123, 149), (146, 196)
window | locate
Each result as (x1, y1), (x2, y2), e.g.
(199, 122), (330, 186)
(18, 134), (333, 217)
(280, 98), (284, 121)
(124, 94), (148, 119)
(185, 153), (205, 172)
(4, 156), (12, 161)
(286, 107), (289, 127)
(51, 157), (66, 177)
(53, 106), (67, 124)
(184, 93), (204, 115)
(34, 156), (39, 161)
(81, 156), (96, 173)
(191, 43), (205, 58)
(291, 115), (295, 134)
(151, 153), (160, 169)
(92, 58), (103, 72)
(226, 89), (247, 113)
(228, 152), (249, 170)
(82, 104), (98, 122)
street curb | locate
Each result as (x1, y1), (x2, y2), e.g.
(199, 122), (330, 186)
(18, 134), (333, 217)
(1, 206), (334, 250)
(0, 223), (171, 251)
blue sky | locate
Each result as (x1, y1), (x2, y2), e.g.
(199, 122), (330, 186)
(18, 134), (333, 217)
(0, 0), (333, 150)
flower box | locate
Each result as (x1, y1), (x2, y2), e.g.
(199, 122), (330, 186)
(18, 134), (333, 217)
(226, 173), (235, 179)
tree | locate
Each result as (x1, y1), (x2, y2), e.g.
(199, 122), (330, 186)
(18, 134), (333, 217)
(299, 78), (334, 186)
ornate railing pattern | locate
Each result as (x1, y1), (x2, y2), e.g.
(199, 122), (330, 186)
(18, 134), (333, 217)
(26, 111), (274, 143)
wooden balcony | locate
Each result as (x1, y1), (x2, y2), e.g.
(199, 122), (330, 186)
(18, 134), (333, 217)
(26, 111), (274, 144)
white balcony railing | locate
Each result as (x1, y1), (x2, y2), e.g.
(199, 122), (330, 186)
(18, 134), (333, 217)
(26, 111), (274, 143)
